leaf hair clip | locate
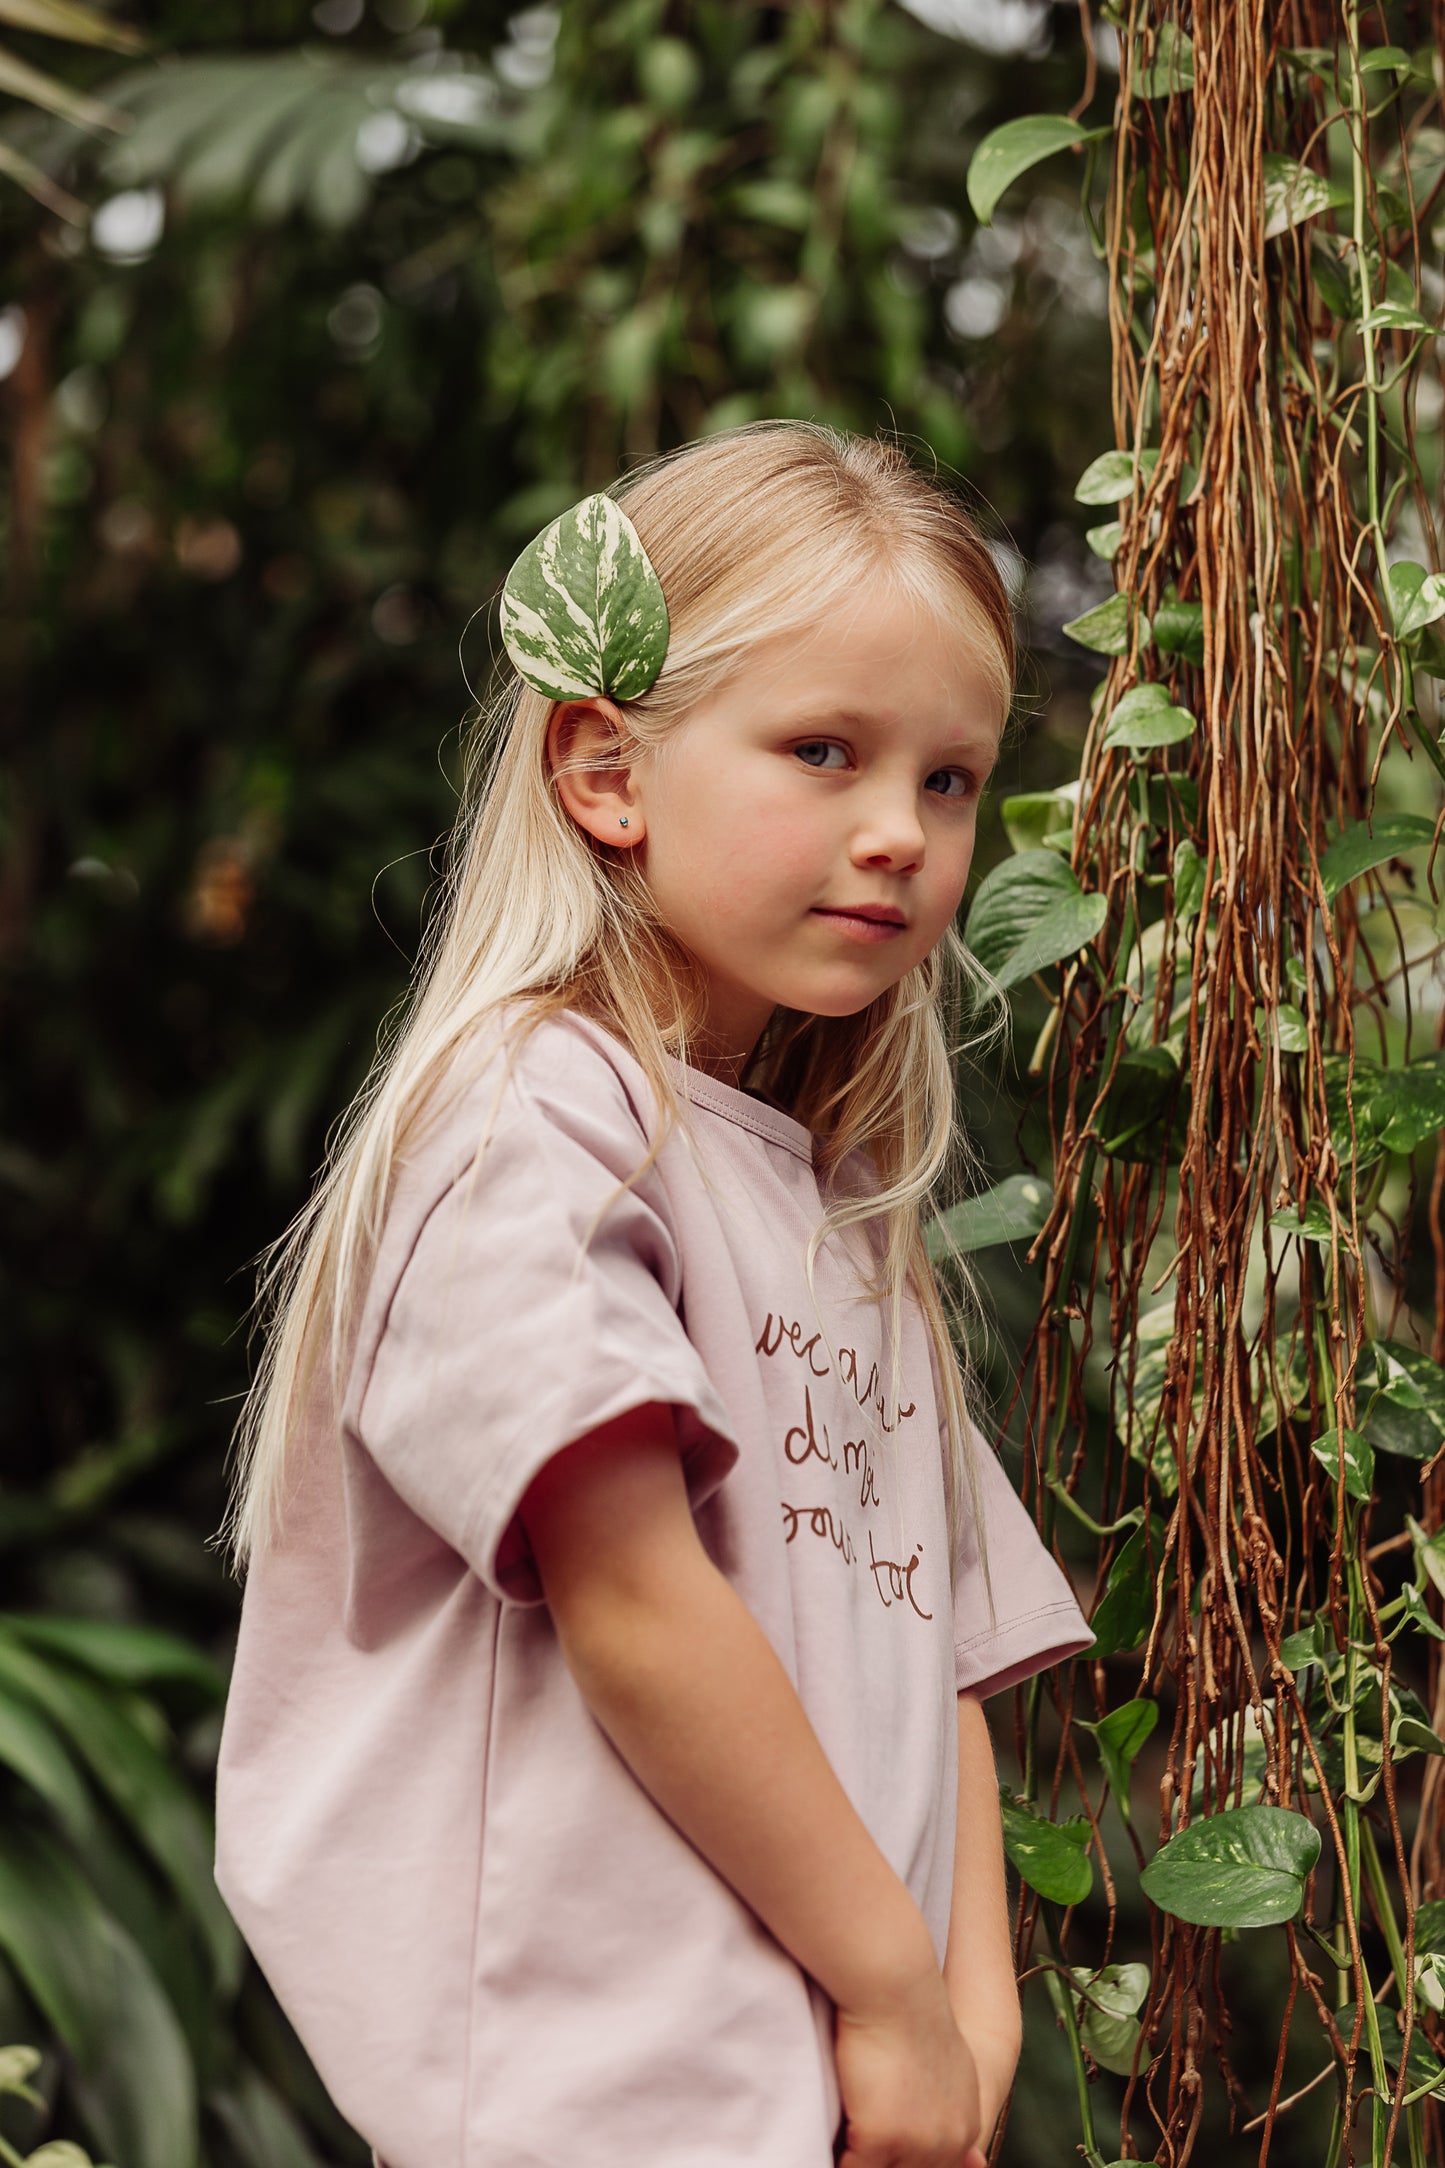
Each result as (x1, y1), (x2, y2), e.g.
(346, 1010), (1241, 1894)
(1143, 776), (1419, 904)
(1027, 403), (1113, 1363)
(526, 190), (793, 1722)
(500, 492), (670, 704)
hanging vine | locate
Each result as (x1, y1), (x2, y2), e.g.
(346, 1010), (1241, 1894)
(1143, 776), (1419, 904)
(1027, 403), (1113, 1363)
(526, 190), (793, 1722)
(950, 5), (1445, 2163)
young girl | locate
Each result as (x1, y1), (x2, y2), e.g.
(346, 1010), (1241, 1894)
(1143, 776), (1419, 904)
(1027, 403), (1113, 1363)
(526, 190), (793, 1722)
(214, 422), (1091, 2168)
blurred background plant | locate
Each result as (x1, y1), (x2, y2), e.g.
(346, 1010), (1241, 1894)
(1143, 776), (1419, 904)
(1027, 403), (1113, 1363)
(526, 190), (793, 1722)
(6, 0), (1410, 2162)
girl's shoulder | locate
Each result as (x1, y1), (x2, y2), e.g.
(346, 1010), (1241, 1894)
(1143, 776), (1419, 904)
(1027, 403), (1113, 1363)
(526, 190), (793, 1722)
(402, 1004), (662, 1181)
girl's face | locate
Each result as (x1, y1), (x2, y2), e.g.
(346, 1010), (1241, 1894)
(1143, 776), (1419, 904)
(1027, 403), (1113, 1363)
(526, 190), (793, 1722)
(555, 584), (1006, 1078)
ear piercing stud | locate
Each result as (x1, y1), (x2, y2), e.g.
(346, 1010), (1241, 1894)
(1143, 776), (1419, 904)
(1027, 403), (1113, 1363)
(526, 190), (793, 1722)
(619, 817), (630, 828)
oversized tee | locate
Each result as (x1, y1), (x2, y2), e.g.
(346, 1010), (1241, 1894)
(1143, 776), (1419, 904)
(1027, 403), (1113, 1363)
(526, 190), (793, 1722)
(214, 1013), (1091, 2168)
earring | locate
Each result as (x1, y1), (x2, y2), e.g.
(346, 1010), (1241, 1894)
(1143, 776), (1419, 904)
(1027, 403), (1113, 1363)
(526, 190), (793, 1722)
(618, 817), (630, 828)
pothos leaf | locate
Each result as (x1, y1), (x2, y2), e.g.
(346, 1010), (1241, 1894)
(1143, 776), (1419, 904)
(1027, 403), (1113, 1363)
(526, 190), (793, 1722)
(1063, 591), (1149, 656)
(1075, 447), (1161, 505)
(1309, 1427), (1374, 1503)
(965, 114), (1106, 225)
(1071, 1961), (1152, 2075)
(500, 493), (670, 703)
(1263, 152), (1350, 240)
(1134, 24), (1194, 99)
(1089, 1516), (1170, 1657)
(1094, 1699), (1159, 1809)
(1318, 811), (1437, 899)
(925, 1173), (1051, 1258)
(1141, 1804), (1321, 1928)
(964, 850), (1107, 990)
(998, 1793), (1093, 1907)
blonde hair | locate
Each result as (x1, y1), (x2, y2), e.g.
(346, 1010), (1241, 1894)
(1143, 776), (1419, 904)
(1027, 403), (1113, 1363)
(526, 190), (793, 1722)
(222, 422), (1014, 1573)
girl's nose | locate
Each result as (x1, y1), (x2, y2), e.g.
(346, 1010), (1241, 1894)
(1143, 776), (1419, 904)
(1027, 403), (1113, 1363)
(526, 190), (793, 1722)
(851, 797), (926, 875)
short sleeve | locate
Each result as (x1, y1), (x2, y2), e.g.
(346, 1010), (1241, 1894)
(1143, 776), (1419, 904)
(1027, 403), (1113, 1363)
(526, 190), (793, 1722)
(355, 1032), (739, 1604)
(952, 1422), (1092, 1700)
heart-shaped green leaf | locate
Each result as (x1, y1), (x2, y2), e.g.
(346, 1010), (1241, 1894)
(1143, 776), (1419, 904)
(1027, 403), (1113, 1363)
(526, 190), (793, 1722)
(1063, 591), (1149, 655)
(1075, 447), (1161, 505)
(965, 850), (1107, 990)
(1141, 1803), (1320, 1928)
(1102, 685), (1196, 751)
(925, 1172), (1051, 1258)
(500, 492), (669, 703)
(965, 115), (1106, 225)
(1269, 1199), (1340, 1244)
(999, 1793), (1093, 1907)
(1071, 1961), (1152, 2075)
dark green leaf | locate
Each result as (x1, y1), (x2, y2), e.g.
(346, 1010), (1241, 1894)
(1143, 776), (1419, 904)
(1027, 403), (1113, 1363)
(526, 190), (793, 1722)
(1141, 1804), (1320, 1927)
(0, 1636), (240, 1994)
(0, 1824), (198, 2168)
(0, 1617), (225, 1700)
(998, 1793), (1093, 1907)
(0, 1688), (94, 1845)
(1318, 812), (1437, 900)
(1152, 598), (1204, 662)
(1089, 1517), (1169, 1658)
(925, 1173), (1051, 1258)
(1099, 1047), (1188, 1163)
(1172, 838), (1206, 921)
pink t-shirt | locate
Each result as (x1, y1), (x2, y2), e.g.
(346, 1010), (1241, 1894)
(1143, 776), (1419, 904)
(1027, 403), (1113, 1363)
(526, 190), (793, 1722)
(214, 1013), (1089, 2168)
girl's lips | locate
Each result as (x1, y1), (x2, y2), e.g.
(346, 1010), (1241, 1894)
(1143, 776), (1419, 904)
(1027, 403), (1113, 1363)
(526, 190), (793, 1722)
(809, 908), (906, 944)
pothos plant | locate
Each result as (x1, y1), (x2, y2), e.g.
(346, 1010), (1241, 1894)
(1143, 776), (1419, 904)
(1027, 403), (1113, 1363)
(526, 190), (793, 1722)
(938, 5), (1445, 2164)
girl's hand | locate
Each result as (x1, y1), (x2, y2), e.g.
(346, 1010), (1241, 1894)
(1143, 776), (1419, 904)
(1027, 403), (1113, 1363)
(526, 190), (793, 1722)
(832, 1968), (990, 2168)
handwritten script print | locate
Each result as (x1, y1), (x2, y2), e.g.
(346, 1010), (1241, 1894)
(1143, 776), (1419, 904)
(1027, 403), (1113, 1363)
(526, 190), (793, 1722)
(756, 1312), (933, 1624)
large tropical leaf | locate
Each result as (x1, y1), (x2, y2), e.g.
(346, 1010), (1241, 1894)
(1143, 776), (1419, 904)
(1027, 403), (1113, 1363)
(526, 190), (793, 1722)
(0, 1824), (198, 2168)
(0, 1634), (240, 1992)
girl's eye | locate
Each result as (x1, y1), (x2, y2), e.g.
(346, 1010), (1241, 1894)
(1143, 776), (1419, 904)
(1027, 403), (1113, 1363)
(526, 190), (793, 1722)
(794, 740), (849, 770)
(926, 767), (975, 800)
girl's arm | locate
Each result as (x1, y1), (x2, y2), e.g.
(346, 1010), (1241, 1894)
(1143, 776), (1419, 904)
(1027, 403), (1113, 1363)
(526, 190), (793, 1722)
(520, 1403), (989, 2166)
(943, 1696), (1024, 2136)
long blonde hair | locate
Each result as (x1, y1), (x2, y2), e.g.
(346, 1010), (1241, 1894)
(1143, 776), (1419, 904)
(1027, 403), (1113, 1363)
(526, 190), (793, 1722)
(223, 422), (1015, 1572)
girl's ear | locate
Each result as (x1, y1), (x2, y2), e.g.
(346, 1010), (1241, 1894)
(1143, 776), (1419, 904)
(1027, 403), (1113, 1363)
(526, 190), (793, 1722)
(546, 698), (645, 849)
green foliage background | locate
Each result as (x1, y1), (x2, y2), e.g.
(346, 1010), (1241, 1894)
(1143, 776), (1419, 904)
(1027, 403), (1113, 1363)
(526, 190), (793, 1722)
(0, 1), (1341, 2162)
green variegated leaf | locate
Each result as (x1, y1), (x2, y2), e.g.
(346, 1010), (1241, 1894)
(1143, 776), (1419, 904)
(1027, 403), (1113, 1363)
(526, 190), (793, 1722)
(1263, 153), (1349, 240)
(500, 493), (669, 703)
(1310, 1427), (1373, 1503)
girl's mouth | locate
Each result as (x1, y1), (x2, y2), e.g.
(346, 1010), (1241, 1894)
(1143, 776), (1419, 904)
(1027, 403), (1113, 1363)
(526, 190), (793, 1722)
(809, 908), (907, 944)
